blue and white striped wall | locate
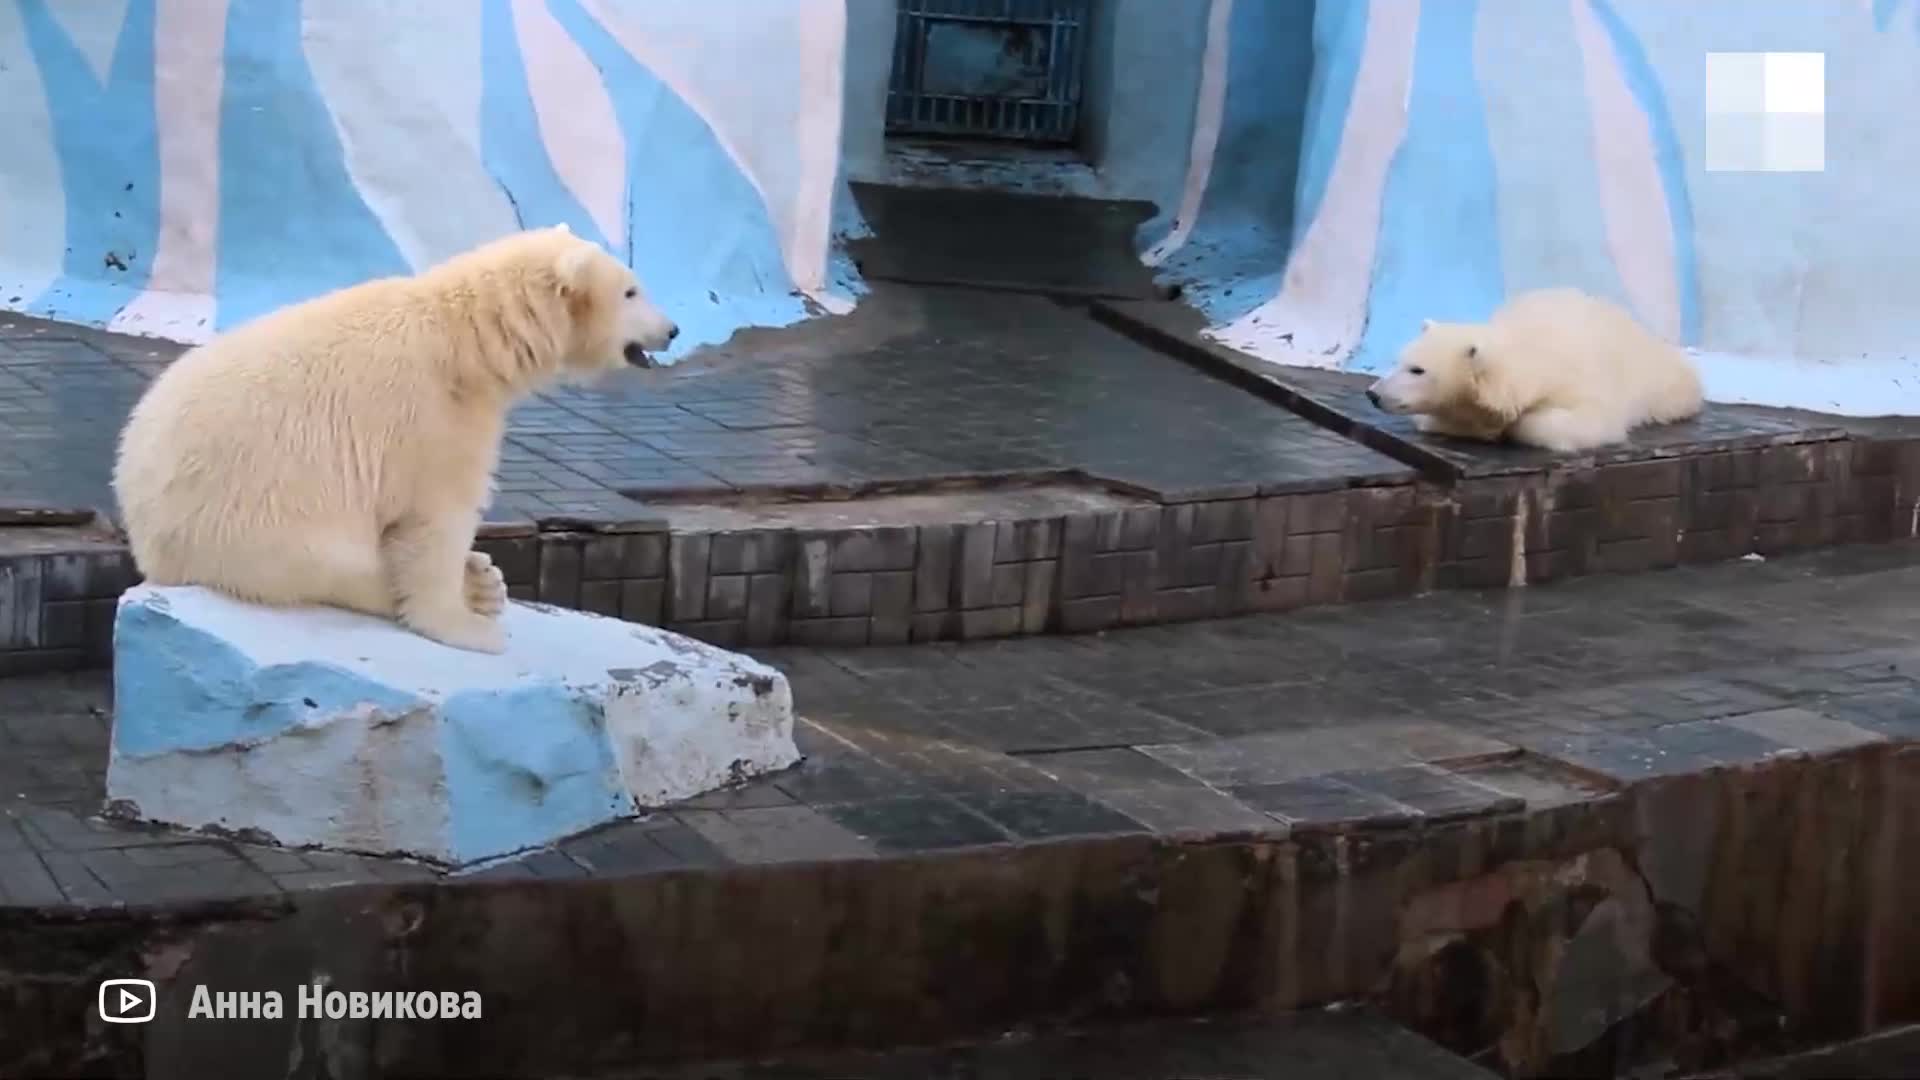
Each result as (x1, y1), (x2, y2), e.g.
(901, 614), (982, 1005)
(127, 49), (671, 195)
(0, 0), (861, 361)
(8, 0), (1920, 413)
(1145, 0), (1920, 417)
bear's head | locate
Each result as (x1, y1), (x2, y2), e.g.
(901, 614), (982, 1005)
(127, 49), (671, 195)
(1366, 319), (1483, 415)
(547, 226), (679, 375)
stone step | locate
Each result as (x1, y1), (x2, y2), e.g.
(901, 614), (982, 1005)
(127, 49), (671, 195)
(0, 523), (135, 674)
(1713, 1025), (1920, 1079)
(15, 538), (1920, 1077)
(4, 729), (1916, 1079)
(5, 412), (1918, 679)
(7, 286), (1920, 673)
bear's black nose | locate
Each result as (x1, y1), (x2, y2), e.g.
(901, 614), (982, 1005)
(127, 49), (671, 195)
(667, 324), (680, 342)
(1365, 389), (1382, 408)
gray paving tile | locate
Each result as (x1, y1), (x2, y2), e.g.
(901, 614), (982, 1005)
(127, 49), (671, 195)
(1136, 723), (1510, 789)
(0, 288), (1412, 522)
(8, 536), (1920, 908)
(1508, 720), (1791, 783)
(1230, 776), (1419, 831)
(819, 795), (1010, 852)
(80, 847), (280, 904)
(558, 818), (727, 875)
(950, 790), (1146, 840)
(1721, 707), (1888, 753)
(1079, 785), (1278, 837)
(1328, 765), (1524, 823)
(37, 851), (118, 905)
(676, 806), (875, 865)
(0, 852), (64, 905)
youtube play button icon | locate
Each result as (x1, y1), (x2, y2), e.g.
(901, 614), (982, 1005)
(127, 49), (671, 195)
(98, 979), (156, 1024)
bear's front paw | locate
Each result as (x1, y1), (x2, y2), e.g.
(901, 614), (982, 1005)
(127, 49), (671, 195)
(1414, 413), (1488, 440)
(463, 551), (508, 617)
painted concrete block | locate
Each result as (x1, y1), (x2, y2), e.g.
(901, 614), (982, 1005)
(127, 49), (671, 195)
(104, 585), (799, 866)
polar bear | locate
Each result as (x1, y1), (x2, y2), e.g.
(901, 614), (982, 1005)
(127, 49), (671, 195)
(1364, 288), (1704, 453)
(113, 225), (678, 654)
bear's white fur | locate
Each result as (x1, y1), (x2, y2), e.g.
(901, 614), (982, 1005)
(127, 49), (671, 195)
(1366, 288), (1704, 453)
(113, 225), (678, 654)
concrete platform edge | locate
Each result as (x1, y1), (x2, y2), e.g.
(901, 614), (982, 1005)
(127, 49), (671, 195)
(5, 739), (1918, 1078)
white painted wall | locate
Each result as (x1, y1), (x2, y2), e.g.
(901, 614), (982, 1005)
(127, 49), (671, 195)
(1082, 0), (1212, 230)
(1, 1), (857, 353)
(1171, 0), (1920, 416)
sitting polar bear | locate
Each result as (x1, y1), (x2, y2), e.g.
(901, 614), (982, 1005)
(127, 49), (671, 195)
(113, 225), (678, 654)
(1365, 288), (1704, 453)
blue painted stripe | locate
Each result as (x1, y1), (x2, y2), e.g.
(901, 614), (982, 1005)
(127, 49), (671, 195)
(1352, 0), (1505, 374)
(215, 0), (408, 330)
(478, 0), (607, 246)
(18, 0), (160, 326)
(1202, 0), (1316, 235)
(1588, 0), (1701, 345)
(545, 0), (807, 357)
(1292, 0), (1368, 248)
(441, 686), (628, 864)
(1156, 0), (1318, 326)
(826, 174), (873, 299)
(113, 601), (423, 757)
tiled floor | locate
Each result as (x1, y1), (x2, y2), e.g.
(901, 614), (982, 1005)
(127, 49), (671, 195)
(1271, 361), (1842, 478)
(1092, 298), (1848, 479)
(6, 540), (1920, 908)
(0, 286), (1410, 528)
(0, 324), (162, 519)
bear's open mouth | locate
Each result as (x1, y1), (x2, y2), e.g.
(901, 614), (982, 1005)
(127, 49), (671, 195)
(623, 342), (654, 368)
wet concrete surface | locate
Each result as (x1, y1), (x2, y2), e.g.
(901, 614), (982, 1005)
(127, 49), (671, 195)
(1720, 1025), (1920, 1078)
(10, 544), (1920, 1076)
(10, 540), (1920, 905)
(0, 284), (1406, 527)
(848, 182), (1165, 299)
(1092, 298), (1849, 481)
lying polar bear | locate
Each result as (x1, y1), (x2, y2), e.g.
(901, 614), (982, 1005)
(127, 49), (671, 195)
(1366, 288), (1704, 453)
(113, 225), (678, 653)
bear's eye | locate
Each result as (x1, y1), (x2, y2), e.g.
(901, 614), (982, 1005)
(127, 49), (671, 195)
(624, 287), (638, 299)
(1408, 366), (1426, 376)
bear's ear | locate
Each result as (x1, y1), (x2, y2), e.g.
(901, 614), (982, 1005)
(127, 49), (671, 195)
(553, 242), (595, 294)
(1464, 343), (1492, 379)
(553, 222), (573, 236)
(1421, 318), (1435, 332)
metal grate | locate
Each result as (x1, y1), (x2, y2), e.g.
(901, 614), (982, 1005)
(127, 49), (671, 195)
(886, 0), (1088, 144)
